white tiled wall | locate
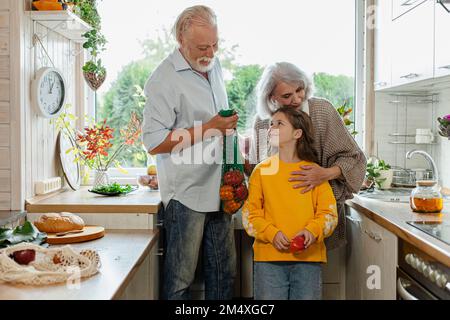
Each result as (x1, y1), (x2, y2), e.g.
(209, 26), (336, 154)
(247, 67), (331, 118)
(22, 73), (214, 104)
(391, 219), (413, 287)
(374, 87), (450, 187)
(374, 93), (436, 169)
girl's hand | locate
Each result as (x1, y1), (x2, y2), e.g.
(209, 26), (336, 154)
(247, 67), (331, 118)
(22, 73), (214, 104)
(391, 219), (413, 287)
(294, 229), (316, 248)
(272, 231), (290, 251)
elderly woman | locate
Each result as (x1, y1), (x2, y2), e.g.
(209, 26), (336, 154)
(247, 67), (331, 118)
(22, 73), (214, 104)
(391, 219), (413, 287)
(246, 62), (366, 250)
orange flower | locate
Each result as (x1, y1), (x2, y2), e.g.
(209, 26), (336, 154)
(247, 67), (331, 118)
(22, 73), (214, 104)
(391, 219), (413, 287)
(70, 112), (142, 171)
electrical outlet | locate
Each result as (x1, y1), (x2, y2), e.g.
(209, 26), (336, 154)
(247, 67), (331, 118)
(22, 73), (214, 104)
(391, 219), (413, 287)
(35, 177), (62, 195)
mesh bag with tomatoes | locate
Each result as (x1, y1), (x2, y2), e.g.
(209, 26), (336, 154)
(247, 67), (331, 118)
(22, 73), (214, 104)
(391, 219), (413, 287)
(219, 110), (249, 215)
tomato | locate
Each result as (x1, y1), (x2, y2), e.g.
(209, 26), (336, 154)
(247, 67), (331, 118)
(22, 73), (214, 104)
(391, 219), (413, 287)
(220, 185), (234, 201)
(289, 235), (305, 253)
(223, 170), (244, 186)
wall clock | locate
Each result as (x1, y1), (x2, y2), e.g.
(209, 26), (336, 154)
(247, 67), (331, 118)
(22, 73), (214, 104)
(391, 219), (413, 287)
(31, 67), (67, 118)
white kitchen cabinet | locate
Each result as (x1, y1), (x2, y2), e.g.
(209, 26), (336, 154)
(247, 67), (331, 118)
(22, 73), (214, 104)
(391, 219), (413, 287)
(345, 210), (364, 299)
(361, 213), (397, 300)
(434, 2), (450, 78)
(345, 208), (398, 300)
(374, 0), (393, 90)
(391, 0), (434, 86)
(119, 239), (160, 300)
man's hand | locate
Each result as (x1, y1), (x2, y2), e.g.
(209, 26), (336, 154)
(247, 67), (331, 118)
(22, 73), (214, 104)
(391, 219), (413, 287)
(272, 231), (290, 251)
(206, 114), (238, 135)
(289, 165), (341, 193)
(294, 229), (316, 248)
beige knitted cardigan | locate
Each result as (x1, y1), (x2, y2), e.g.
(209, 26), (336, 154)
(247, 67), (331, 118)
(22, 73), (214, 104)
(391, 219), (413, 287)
(249, 97), (367, 250)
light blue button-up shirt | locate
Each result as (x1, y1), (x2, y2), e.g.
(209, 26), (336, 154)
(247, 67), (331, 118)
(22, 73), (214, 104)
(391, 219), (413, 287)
(142, 49), (229, 212)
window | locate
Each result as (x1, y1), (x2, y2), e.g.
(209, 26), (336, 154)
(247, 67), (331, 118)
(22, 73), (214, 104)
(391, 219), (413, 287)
(94, 0), (358, 175)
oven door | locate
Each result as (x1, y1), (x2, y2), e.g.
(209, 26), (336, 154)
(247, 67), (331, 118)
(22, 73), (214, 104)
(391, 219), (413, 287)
(397, 268), (438, 300)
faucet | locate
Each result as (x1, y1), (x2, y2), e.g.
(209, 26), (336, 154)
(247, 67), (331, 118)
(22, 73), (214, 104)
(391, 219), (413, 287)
(405, 150), (439, 184)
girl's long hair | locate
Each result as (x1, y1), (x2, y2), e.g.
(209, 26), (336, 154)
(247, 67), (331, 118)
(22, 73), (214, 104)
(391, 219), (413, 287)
(273, 106), (318, 163)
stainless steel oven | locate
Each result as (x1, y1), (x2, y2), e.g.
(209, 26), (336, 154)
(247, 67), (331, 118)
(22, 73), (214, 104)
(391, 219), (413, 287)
(397, 239), (450, 300)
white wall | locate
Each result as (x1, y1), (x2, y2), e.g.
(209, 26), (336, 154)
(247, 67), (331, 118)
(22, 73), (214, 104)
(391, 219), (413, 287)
(0, 0), (11, 210)
(2, 0), (86, 210)
(22, 15), (79, 200)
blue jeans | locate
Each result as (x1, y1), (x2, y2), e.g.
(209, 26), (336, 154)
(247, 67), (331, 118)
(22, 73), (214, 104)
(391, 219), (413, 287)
(162, 199), (236, 300)
(254, 261), (322, 300)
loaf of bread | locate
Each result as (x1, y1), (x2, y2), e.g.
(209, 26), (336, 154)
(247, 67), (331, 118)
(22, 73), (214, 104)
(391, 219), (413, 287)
(34, 212), (85, 233)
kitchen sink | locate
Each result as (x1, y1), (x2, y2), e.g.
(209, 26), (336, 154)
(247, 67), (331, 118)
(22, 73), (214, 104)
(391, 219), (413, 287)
(357, 188), (412, 203)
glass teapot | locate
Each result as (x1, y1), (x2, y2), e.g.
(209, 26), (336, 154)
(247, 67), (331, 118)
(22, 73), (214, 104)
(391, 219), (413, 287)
(410, 180), (443, 213)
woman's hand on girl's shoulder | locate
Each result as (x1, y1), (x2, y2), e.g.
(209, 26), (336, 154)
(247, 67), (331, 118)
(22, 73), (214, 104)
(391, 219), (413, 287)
(289, 164), (329, 193)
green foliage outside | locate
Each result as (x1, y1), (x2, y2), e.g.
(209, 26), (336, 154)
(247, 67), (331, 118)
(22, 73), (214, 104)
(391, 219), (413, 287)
(313, 72), (356, 135)
(226, 65), (263, 132)
(97, 36), (355, 168)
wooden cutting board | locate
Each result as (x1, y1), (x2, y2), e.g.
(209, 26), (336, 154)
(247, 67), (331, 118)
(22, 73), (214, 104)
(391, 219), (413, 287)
(46, 226), (105, 244)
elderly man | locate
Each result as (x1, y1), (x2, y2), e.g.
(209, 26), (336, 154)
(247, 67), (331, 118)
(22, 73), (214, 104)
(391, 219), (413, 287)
(142, 5), (238, 300)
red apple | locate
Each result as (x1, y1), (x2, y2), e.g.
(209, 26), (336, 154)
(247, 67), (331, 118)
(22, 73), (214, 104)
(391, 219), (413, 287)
(12, 249), (36, 265)
(290, 235), (305, 253)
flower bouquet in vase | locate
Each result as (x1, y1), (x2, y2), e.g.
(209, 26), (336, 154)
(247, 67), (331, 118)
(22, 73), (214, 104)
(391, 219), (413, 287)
(53, 105), (142, 188)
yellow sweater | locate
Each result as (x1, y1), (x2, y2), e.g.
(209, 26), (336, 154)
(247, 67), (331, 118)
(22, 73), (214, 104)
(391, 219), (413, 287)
(242, 155), (338, 263)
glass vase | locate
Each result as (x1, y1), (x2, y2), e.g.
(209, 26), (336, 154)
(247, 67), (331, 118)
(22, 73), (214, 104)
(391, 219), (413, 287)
(93, 169), (110, 188)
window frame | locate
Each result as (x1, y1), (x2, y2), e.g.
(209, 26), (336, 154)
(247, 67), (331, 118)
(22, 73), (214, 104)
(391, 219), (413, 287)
(84, 0), (367, 181)
(354, 0), (367, 150)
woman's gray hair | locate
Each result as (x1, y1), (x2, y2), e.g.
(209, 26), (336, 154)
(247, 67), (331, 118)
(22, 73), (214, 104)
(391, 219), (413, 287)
(256, 62), (314, 119)
(173, 5), (217, 44)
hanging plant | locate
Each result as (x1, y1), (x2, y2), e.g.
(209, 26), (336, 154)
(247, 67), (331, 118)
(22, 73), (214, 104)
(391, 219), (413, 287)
(71, 0), (107, 91)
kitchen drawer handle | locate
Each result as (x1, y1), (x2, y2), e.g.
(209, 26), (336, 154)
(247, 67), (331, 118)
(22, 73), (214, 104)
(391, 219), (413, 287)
(364, 229), (382, 242)
(400, 73), (419, 79)
(397, 278), (419, 300)
(346, 216), (362, 226)
(346, 216), (362, 229)
(438, 65), (450, 70)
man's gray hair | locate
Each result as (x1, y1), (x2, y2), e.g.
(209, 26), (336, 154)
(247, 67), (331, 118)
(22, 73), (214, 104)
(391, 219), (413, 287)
(256, 62), (314, 119)
(173, 5), (217, 43)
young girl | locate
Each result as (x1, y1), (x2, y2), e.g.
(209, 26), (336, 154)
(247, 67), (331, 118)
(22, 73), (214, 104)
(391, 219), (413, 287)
(242, 106), (338, 300)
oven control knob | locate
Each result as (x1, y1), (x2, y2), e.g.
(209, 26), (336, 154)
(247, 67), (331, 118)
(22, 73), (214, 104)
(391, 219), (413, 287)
(422, 263), (432, 277)
(409, 255), (420, 269)
(405, 254), (414, 265)
(436, 274), (448, 289)
(416, 260), (425, 271)
(426, 268), (436, 280)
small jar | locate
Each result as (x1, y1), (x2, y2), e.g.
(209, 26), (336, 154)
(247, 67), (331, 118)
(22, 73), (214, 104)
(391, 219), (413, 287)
(410, 180), (443, 213)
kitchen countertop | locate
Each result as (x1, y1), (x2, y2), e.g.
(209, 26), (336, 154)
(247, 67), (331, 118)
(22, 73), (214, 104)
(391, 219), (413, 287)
(0, 229), (159, 300)
(25, 187), (162, 214)
(346, 195), (450, 267)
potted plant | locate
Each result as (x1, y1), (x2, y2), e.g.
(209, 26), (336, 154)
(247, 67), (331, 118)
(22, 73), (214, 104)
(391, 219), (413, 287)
(437, 114), (450, 140)
(366, 159), (393, 190)
(72, 0), (107, 91)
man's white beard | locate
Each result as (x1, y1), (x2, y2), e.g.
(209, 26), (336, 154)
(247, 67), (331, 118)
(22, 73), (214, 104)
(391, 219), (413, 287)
(193, 56), (216, 73)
